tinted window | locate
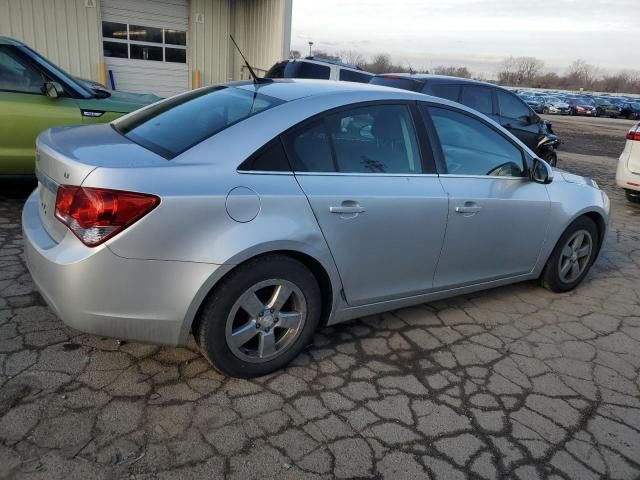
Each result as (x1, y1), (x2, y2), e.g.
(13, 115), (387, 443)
(130, 44), (163, 61)
(429, 107), (524, 177)
(369, 76), (423, 92)
(283, 120), (334, 172)
(129, 25), (163, 43)
(430, 84), (461, 102)
(339, 69), (373, 83)
(0, 47), (46, 94)
(283, 62), (330, 80)
(115, 86), (284, 159)
(497, 90), (531, 120)
(265, 62), (286, 79)
(102, 21), (127, 40)
(238, 138), (291, 172)
(103, 41), (128, 58)
(164, 29), (186, 46)
(461, 86), (493, 115)
(165, 47), (186, 63)
(284, 104), (423, 174)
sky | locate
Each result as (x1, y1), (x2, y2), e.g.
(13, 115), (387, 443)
(290, 0), (638, 78)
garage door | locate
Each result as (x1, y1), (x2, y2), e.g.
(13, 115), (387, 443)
(101, 0), (189, 97)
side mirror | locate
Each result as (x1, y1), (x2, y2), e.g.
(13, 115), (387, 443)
(44, 81), (64, 99)
(531, 157), (554, 184)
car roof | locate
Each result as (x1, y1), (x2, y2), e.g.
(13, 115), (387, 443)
(373, 73), (498, 88)
(233, 78), (425, 102)
(0, 36), (25, 47)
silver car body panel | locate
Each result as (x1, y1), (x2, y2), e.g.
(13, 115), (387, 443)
(23, 80), (610, 345)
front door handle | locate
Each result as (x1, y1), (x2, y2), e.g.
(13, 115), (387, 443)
(455, 202), (482, 214)
(330, 201), (366, 214)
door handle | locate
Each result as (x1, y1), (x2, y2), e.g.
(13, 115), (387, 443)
(455, 202), (482, 214)
(329, 201), (366, 214)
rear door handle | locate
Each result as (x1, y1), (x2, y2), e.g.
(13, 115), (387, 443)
(330, 201), (366, 214)
(455, 202), (482, 214)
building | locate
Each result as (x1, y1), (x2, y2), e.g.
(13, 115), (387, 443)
(0, 0), (292, 97)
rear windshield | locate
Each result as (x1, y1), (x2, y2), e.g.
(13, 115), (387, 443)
(114, 86), (284, 159)
(369, 76), (423, 92)
(266, 61), (331, 80)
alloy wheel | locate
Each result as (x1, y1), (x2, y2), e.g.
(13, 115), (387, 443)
(557, 229), (593, 284)
(225, 279), (307, 363)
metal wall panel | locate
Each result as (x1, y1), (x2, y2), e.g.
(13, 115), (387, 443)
(188, 0), (231, 84)
(0, 0), (103, 81)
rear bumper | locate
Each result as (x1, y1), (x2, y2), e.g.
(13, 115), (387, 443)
(23, 189), (220, 345)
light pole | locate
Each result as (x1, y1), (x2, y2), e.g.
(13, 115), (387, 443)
(308, 41), (313, 57)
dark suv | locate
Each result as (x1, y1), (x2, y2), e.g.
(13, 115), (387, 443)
(370, 74), (560, 165)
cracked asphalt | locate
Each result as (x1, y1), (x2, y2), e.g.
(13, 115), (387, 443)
(1, 116), (640, 479)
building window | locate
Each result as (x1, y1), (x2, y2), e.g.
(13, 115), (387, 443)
(102, 22), (187, 63)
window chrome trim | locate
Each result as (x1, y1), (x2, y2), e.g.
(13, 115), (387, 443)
(293, 172), (439, 178)
(438, 174), (527, 180)
(237, 170), (294, 176)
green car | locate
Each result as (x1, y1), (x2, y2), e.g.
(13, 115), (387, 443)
(0, 37), (161, 176)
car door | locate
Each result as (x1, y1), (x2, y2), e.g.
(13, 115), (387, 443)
(496, 89), (540, 151)
(282, 102), (449, 306)
(0, 45), (81, 175)
(422, 104), (551, 289)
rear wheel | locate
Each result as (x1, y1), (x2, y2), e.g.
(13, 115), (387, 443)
(195, 255), (321, 378)
(540, 217), (599, 293)
(626, 190), (640, 204)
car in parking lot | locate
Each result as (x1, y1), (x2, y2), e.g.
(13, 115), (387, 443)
(542, 96), (571, 115)
(594, 98), (622, 118)
(265, 56), (373, 83)
(567, 98), (597, 116)
(369, 74), (560, 165)
(23, 80), (609, 377)
(621, 101), (640, 120)
(616, 122), (640, 203)
(0, 36), (160, 176)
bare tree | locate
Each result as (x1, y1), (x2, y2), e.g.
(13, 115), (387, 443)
(337, 50), (367, 68)
(567, 59), (601, 89)
(289, 50), (301, 59)
(432, 65), (472, 78)
(497, 56), (544, 86)
(367, 54), (393, 73)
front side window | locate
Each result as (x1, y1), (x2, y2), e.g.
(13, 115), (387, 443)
(430, 84), (461, 102)
(284, 104), (423, 174)
(0, 46), (46, 94)
(460, 86), (493, 115)
(114, 86), (284, 159)
(497, 90), (531, 120)
(428, 107), (525, 177)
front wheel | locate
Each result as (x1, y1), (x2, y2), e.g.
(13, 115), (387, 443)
(540, 150), (557, 167)
(540, 217), (599, 293)
(195, 255), (321, 378)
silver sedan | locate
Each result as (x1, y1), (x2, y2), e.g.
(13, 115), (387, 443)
(23, 80), (610, 377)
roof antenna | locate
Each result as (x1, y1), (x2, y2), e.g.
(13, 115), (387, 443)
(230, 35), (272, 85)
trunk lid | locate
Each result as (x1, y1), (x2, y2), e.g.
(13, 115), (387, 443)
(35, 124), (169, 242)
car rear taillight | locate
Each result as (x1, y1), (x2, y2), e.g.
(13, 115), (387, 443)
(627, 124), (640, 141)
(55, 186), (160, 246)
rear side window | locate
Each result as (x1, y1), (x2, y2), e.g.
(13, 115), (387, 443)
(430, 84), (461, 102)
(284, 104), (423, 174)
(238, 138), (291, 172)
(283, 61), (330, 79)
(497, 90), (531, 120)
(460, 86), (493, 115)
(428, 107), (524, 177)
(114, 86), (284, 159)
(339, 69), (373, 83)
(369, 76), (423, 92)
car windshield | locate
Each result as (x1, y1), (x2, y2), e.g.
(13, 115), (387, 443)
(21, 45), (94, 99)
(114, 86), (285, 159)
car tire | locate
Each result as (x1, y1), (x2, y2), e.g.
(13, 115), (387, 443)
(626, 190), (640, 204)
(540, 216), (599, 293)
(195, 255), (321, 378)
(541, 150), (557, 167)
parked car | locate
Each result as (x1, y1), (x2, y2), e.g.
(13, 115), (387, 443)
(616, 122), (640, 203)
(620, 102), (640, 120)
(593, 99), (622, 118)
(24, 80), (609, 377)
(542, 97), (571, 115)
(369, 74), (560, 165)
(0, 36), (161, 176)
(522, 95), (546, 114)
(265, 56), (373, 83)
(567, 98), (597, 116)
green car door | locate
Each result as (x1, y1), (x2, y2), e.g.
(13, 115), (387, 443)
(0, 45), (82, 175)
